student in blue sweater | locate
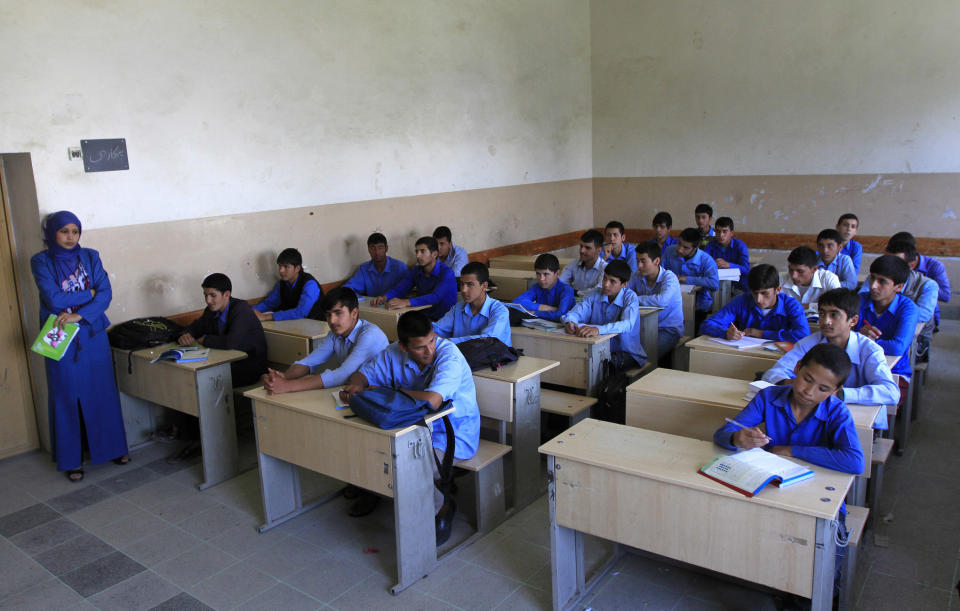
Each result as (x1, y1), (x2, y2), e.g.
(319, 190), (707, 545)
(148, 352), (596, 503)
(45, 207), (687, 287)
(700, 264), (810, 342)
(703, 216), (750, 291)
(343, 232), (409, 297)
(373, 236), (458, 321)
(661, 227), (719, 333)
(601, 221), (637, 273)
(253, 248), (325, 322)
(817, 229), (858, 289)
(627, 241), (684, 357)
(694, 202), (715, 247)
(647, 211), (678, 251)
(511, 254), (575, 322)
(836, 213), (862, 274)
(433, 262), (512, 346)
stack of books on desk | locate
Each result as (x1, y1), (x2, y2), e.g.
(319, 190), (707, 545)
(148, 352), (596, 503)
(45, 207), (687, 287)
(743, 380), (774, 401)
(718, 268), (741, 281)
(151, 346), (210, 364)
(521, 318), (562, 331)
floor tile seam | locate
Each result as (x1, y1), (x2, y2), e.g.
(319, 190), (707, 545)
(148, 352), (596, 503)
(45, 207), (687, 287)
(184, 556), (277, 596)
(267, 575), (334, 606)
(488, 582), (528, 609)
(82, 567), (172, 604)
(455, 554), (549, 585)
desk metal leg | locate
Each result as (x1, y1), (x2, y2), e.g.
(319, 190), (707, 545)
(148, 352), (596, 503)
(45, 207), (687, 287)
(810, 517), (838, 611)
(548, 456), (583, 611)
(511, 376), (543, 511)
(195, 366), (239, 490)
(391, 426), (439, 595)
(847, 477), (867, 508)
(585, 342), (611, 397)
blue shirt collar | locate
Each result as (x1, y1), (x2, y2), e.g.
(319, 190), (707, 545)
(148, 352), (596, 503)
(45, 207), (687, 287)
(462, 294), (493, 318)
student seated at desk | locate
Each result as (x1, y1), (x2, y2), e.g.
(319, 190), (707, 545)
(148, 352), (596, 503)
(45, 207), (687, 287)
(511, 253), (575, 322)
(891, 231), (951, 332)
(694, 202), (715, 248)
(342, 311), (479, 543)
(253, 248), (325, 322)
(562, 260), (646, 368)
(627, 241), (683, 356)
(372, 236), (457, 321)
(178, 273), (267, 386)
(700, 264), (810, 342)
(433, 225), (469, 277)
(560, 229), (608, 295)
(817, 228), (858, 290)
(881, 240), (938, 360)
(646, 211), (678, 251)
(762, 288), (899, 429)
(781, 246), (841, 311)
(433, 262), (511, 346)
(661, 227), (720, 333)
(703, 216), (750, 291)
(260, 287), (389, 394)
(600, 220), (637, 273)
(837, 213), (863, 274)
(342, 232), (409, 297)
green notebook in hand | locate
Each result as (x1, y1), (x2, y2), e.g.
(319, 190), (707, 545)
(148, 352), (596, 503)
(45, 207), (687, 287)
(31, 314), (80, 361)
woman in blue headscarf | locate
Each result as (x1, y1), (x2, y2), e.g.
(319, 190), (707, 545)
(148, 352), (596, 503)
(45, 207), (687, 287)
(31, 211), (129, 481)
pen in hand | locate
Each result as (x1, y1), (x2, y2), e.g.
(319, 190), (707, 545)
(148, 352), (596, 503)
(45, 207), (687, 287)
(724, 417), (771, 446)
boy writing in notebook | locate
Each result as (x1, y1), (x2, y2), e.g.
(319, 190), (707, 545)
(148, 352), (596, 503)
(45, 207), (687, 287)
(817, 228), (858, 289)
(253, 248), (325, 322)
(694, 202), (715, 247)
(372, 236), (457, 321)
(433, 225), (469, 277)
(627, 242), (684, 357)
(433, 262), (511, 346)
(891, 231), (951, 332)
(601, 221), (637, 273)
(559, 229), (608, 294)
(661, 227), (720, 333)
(342, 232), (409, 297)
(703, 216), (750, 291)
(781, 246), (841, 312)
(647, 211), (678, 250)
(700, 264), (810, 342)
(837, 213), (862, 274)
(511, 253), (575, 322)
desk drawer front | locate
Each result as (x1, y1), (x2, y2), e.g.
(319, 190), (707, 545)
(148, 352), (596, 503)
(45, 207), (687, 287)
(689, 350), (772, 381)
(113, 357), (200, 417)
(264, 334), (310, 366)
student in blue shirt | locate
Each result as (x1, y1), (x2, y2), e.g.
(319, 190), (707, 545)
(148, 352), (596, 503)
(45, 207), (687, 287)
(703, 216), (750, 291)
(433, 262), (511, 346)
(781, 246), (841, 310)
(836, 213), (863, 274)
(342, 311), (479, 543)
(511, 253), (575, 322)
(817, 228), (858, 289)
(601, 221), (637, 273)
(646, 211), (678, 251)
(373, 236), (457, 321)
(260, 287), (389, 394)
(563, 260), (646, 368)
(253, 248), (325, 322)
(627, 242), (683, 357)
(559, 229), (608, 294)
(661, 227), (720, 332)
(433, 225), (469, 277)
(700, 264), (810, 342)
(762, 288), (899, 428)
(882, 241), (938, 356)
(891, 231), (951, 333)
(694, 202), (715, 248)
(343, 232), (409, 297)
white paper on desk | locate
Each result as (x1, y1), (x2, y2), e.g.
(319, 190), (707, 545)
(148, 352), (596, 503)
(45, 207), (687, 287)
(678, 284), (698, 293)
(718, 268), (741, 281)
(331, 391), (348, 408)
(707, 336), (769, 350)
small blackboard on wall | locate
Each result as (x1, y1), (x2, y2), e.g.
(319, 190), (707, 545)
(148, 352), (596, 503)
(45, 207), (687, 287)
(81, 139), (129, 172)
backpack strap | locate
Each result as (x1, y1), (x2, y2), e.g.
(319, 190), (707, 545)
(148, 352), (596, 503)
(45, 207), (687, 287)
(430, 401), (456, 503)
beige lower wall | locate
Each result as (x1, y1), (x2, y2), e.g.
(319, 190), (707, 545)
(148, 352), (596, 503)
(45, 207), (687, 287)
(78, 179), (593, 321)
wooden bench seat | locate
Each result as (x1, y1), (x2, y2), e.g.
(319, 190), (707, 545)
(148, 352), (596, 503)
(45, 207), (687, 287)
(540, 389), (596, 423)
(455, 439), (511, 535)
(839, 505), (870, 610)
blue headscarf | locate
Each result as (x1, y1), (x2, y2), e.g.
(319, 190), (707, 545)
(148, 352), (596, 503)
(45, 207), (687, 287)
(42, 211), (83, 284)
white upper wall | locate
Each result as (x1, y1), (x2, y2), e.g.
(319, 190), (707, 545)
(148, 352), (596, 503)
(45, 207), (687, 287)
(0, 0), (591, 229)
(591, 0), (960, 177)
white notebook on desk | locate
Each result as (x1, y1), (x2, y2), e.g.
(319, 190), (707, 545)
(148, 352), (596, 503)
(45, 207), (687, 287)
(707, 336), (768, 350)
(718, 268), (741, 281)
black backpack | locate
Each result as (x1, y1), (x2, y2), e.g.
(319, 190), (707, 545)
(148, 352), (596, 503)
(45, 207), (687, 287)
(592, 357), (632, 424)
(108, 317), (184, 372)
(455, 337), (522, 372)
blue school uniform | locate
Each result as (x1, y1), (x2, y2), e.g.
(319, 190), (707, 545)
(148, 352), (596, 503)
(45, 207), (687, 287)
(704, 237), (751, 291)
(562, 287), (646, 367)
(359, 338), (479, 459)
(645, 236), (678, 251)
(385, 261), (458, 321)
(293, 319), (389, 387)
(601, 242), (638, 273)
(512, 281), (576, 322)
(438, 243), (469, 277)
(559, 257), (607, 293)
(840, 240), (863, 274)
(916, 254), (951, 327)
(433, 296), (512, 346)
(857, 293), (918, 379)
(700, 292), (810, 342)
(627, 266), (684, 354)
(661, 245), (719, 311)
(254, 275), (322, 321)
(343, 257), (409, 297)
(818, 252), (858, 289)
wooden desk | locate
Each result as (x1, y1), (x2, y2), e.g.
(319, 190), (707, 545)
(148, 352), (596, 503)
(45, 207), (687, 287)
(511, 327), (613, 395)
(541, 419), (851, 611)
(473, 356), (559, 510)
(261, 319), (329, 367)
(637, 307), (660, 365)
(686, 335), (782, 380)
(489, 254), (574, 271)
(357, 302), (429, 341)
(112, 345), (247, 490)
(245, 386), (453, 594)
(679, 284), (699, 337)
(487, 268), (534, 301)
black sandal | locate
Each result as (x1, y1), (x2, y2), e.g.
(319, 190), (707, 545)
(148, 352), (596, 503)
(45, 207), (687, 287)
(66, 469), (84, 482)
(112, 455), (130, 465)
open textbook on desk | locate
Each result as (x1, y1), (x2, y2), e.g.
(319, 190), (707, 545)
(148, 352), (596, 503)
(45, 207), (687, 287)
(699, 448), (814, 497)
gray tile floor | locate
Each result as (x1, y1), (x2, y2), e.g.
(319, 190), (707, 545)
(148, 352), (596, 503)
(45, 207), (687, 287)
(1, 321), (958, 610)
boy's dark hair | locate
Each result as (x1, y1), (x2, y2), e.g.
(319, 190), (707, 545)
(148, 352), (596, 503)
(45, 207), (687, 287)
(605, 220), (626, 234)
(581, 229), (604, 249)
(747, 264), (780, 291)
(715, 216), (734, 230)
(799, 343), (852, 384)
(432, 226), (452, 242)
(603, 260), (632, 283)
(276, 248), (302, 268)
(694, 202), (713, 217)
(202, 273), (232, 293)
(652, 211), (673, 227)
(818, 288), (860, 319)
(837, 213), (859, 225)
(678, 228), (701, 245)
(890, 231), (916, 246)
(415, 236), (439, 253)
(885, 239), (918, 263)
(397, 310), (433, 345)
(635, 241), (661, 261)
(367, 232), (388, 247)
(870, 254), (910, 286)
(460, 261), (489, 284)
(534, 253), (560, 272)
(322, 286), (359, 313)
(787, 246), (819, 268)
(817, 228), (843, 244)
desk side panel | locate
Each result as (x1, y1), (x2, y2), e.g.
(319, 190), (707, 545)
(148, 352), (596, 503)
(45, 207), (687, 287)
(359, 310), (399, 342)
(689, 350), (773, 381)
(488, 276), (529, 301)
(512, 334), (588, 390)
(113, 355), (200, 417)
(625, 395), (737, 442)
(474, 377), (514, 423)
(264, 333), (311, 367)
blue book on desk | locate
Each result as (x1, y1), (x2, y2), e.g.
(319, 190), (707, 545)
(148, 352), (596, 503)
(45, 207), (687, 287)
(699, 448), (814, 497)
(150, 346), (210, 364)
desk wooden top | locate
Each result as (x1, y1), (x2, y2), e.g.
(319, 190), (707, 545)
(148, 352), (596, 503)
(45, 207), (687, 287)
(114, 344), (247, 371)
(686, 335), (781, 360)
(489, 254), (575, 270)
(357, 302), (430, 316)
(261, 319), (330, 339)
(488, 268), (536, 279)
(540, 419), (851, 520)
(245, 385), (454, 437)
(472, 356), (559, 383)
(638, 307), (660, 316)
(512, 326), (615, 345)
(678, 284), (702, 294)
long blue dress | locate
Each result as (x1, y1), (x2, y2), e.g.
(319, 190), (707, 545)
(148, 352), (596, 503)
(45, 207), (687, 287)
(31, 247), (128, 471)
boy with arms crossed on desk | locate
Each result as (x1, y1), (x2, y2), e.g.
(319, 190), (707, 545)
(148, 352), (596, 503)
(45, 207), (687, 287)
(560, 229), (608, 295)
(891, 231), (951, 332)
(342, 232), (409, 297)
(512, 254), (575, 322)
(253, 248), (325, 322)
(703, 216), (750, 292)
(837, 213), (863, 274)
(627, 242), (684, 357)
(372, 236), (457, 321)
(341, 311), (479, 544)
(817, 228), (858, 289)
(563, 260), (646, 368)
(601, 221), (637, 273)
(433, 262), (511, 346)
(781, 246), (841, 312)
(700, 264), (810, 343)
(661, 227), (720, 334)
(433, 225), (469, 277)
(882, 240), (938, 360)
